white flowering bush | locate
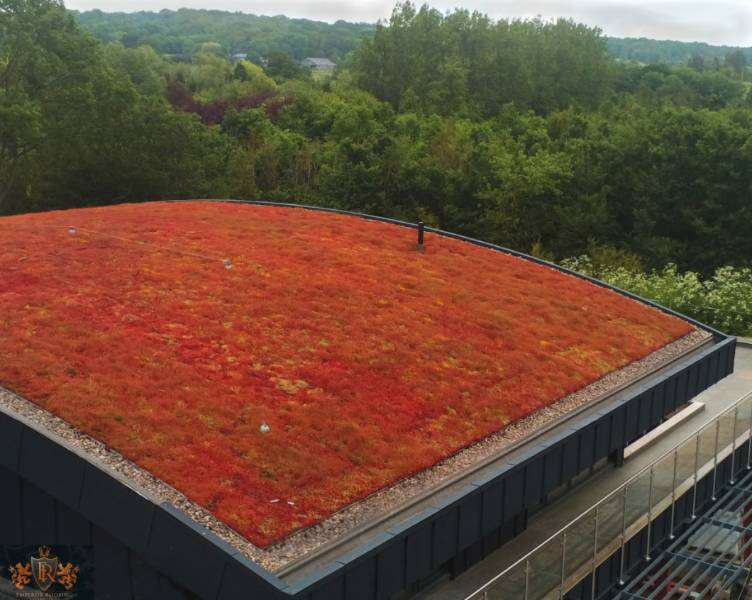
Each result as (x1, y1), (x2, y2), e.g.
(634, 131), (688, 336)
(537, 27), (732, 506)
(561, 257), (752, 336)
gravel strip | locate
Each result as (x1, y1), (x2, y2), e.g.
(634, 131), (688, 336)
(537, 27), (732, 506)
(0, 328), (710, 572)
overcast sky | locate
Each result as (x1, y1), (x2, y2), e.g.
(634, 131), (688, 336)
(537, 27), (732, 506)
(66, 0), (752, 47)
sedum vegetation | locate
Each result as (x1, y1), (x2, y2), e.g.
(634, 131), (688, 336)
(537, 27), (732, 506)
(2, 0), (752, 333)
(0, 201), (692, 544)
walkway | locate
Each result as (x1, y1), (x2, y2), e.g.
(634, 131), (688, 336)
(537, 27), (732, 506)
(422, 342), (752, 600)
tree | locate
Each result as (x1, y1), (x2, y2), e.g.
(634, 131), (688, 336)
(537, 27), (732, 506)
(0, 0), (97, 208)
(724, 49), (747, 80)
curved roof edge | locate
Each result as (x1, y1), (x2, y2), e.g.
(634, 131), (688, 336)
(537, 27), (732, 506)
(171, 198), (726, 338)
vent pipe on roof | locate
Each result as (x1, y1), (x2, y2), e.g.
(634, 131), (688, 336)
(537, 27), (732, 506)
(417, 220), (425, 252)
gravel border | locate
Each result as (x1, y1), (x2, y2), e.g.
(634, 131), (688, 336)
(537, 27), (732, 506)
(0, 328), (710, 572)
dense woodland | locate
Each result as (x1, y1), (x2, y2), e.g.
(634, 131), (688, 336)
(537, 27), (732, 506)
(3, 1), (752, 333)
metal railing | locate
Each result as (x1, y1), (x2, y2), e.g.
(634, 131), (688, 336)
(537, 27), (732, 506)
(465, 391), (752, 600)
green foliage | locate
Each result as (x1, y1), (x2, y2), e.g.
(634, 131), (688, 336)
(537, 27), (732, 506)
(72, 8), (374, 59)
(350, 2), (613, 116)
(6, 0), (752, 296)
(0, 0), (231, 214)
(562, 258), (752, 336)
(606, 37), (752, 68)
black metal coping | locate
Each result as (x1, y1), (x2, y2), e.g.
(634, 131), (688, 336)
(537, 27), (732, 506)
(0, 200), (737, 599)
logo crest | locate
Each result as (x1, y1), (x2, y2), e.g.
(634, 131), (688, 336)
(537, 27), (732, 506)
(7, 546), (80, 592)
(30, 546), (59, 592)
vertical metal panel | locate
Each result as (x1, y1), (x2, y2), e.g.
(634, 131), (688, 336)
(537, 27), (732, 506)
(543, 446), (563, 494)
(524, 458), (544, 506)
(432, 508), (458, 565)
(130, 551), (191, 600)
(458, 494), (482, 551)
(609, 407), (626, 452)
(707, 348), (720, 384)
(56, 501), (91, 544)
(562, 434), (580, 479)
(376, 540), (406, 600)
(19, 428), (85, 510)
(676, 368), (689, 406)
(638, 392), (652, 432)
(145, 505), (227, 600)
(624, 400), (640, 443)
(92, 525), (132, 600)
(79, 464), (155, 554)
(405, 524), (432, 584)
(664, 375), (678, 412)
(21, 479), (56, 544)
(0, 466), (22, 543)
(464, 539), (483, 569)
(218, 554), (289, 600)
(650, 388), (663, 426)
(503, 467), (525, 516)
(578, 426), (595, 471)
(482, 529), (501, 558)
(594, 417), (611, 461)
(345, 558), (376, 600)
(727, 342), (737, 375)
(311, 576), (344, 600)
(688, 362), (700, 398)
(481, 482), (503, 535)
(0, 411), (22, 471)
(697, 357), (709, 392)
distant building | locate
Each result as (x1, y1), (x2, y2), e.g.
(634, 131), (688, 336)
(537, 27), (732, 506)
(230, 53), (248, 62)
(300, 57), (336, 72)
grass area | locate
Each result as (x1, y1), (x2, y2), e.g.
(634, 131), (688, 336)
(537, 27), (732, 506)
(0, 201), (693, 546)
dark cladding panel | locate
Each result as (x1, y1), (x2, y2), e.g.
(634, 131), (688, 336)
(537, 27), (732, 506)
(0, 466), (22, 543)
(19, 428), (86, 510)
(345, 557), (376, 600)
(726, 342), (737, 376)
(56, 501), (91, 544)
(688, 362), (700, 398)
(562, 434), (580, 480)
(638, 392), (651, 433)
(130, 552), (191, 600)
(0, 411), (23, 471)
(433, 508), (458, 565)
(21, 479), (56, 544)
(146, 505), (228, 600)
(311, 576), (344, 600)
(79, 464), (155, 554)
(543, 447), (563, 494)
(503, 467), (525, 517)
(578, 426), (595, 472)
(650, 388), (663, 426)
(376, 540), (406, 600)
(524, 459), (544, 506)
(624, 400), (640, 443)
(698, 357), (709, 392)
(609, 407), (626, 452)
(664, 375), (678, 412)
(594, 417), (611, 461)
(93, 525), (132, 600)
(458, 493), (482, 551)
(675, 368), (689, 408)
(707, 349), (719, 385)
(219, 554), (288, 600)
(481, 481), (504, 535)
(405, 524), (432, 584)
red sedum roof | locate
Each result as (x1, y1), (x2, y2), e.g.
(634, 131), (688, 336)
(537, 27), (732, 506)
(0, 201), (693, 546)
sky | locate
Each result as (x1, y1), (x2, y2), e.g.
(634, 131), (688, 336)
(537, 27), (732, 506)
(65, 0), (752, 47)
